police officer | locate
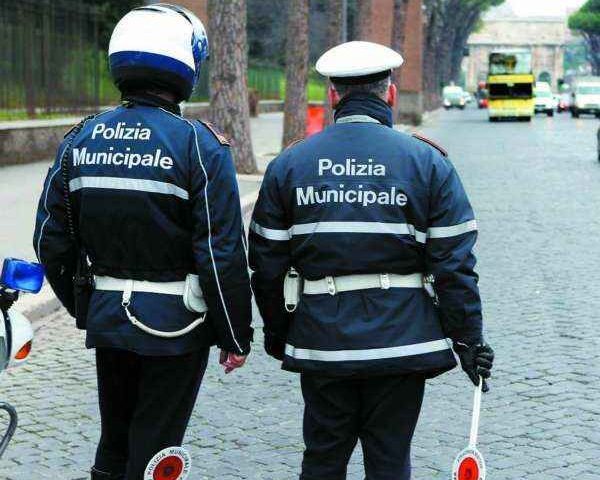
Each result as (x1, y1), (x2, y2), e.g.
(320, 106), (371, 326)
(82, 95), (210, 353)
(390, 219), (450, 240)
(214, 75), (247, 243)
(33, 4), (252, 479)
(249, 41), (494, 480)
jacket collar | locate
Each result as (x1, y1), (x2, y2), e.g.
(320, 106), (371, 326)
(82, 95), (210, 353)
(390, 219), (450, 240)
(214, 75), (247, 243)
(333, 93), (393, 127)
(121, 92), (181, 116)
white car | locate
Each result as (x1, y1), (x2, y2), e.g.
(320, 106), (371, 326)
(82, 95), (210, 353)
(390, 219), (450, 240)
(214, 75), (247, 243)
(571, 81), (600, 118)
(534, 88), (555, 117)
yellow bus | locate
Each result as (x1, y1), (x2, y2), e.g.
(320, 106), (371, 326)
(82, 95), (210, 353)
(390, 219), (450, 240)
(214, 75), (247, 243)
(487, 50), (535, 122)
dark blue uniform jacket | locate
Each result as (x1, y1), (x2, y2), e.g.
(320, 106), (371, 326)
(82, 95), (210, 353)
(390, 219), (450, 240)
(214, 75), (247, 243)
(33, 95), (253, 356)
(249, 94), (482, 376)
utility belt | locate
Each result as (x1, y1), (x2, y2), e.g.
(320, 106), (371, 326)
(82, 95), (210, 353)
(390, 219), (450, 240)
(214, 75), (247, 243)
(284, 268), (435, 312)
(94, 274), (207, 338)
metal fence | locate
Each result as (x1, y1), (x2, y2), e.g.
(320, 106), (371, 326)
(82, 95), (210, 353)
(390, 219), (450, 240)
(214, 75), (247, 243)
(0, 0), (110, 120)
(0, 0), (326, 120)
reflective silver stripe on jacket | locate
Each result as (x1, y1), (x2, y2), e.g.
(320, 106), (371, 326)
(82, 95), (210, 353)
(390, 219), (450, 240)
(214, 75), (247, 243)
(427, 220), (477, 239)
(251, 220), (477, 244)
(291, 222), (427, 242)
(250, 220), (292, 241)
(285, 338), (451, 362)
(69, 176), (189, 200)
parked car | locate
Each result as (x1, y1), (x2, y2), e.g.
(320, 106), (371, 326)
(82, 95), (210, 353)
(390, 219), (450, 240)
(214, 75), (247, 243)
(534, 87), (555, 117)
(443, 86), (466, 110)
(571, 77), (600, 118)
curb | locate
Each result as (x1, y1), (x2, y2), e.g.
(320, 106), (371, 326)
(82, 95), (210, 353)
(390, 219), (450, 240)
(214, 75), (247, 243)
(18, 285), (62, 328)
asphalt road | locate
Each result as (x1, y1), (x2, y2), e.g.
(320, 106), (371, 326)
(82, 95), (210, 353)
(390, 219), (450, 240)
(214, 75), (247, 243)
(1, 107), (599, 479)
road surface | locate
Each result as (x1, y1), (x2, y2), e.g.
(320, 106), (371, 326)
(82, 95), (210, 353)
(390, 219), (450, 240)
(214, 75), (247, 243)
(0, 107), (599, 479)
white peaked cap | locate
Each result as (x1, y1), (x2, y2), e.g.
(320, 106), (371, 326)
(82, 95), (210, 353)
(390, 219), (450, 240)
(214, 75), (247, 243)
(316, 41), (404, 79)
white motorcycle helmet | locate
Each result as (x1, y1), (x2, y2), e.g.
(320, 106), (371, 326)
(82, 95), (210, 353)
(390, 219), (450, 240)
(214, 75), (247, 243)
(108, 3), (209, 102)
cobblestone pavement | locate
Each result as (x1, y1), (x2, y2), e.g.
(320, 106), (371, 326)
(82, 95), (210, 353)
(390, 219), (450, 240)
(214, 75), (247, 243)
(1, 108), (600, 479)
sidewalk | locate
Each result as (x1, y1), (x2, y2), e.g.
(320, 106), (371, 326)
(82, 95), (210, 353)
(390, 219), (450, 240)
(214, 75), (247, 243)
(0, 113), (280, 264)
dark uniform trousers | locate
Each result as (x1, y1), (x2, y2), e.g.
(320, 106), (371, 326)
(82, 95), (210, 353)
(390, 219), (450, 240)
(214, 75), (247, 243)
(300, 374), (426, 480)
(93, 347), (210, 479)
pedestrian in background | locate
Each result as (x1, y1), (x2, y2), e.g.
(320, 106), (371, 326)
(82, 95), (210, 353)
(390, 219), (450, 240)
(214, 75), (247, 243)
(33, 4), (252, 479)
(249, 41), (494, 480)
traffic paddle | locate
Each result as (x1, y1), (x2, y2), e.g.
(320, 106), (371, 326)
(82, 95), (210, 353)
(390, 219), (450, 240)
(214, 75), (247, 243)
(452, 378), (486, 480)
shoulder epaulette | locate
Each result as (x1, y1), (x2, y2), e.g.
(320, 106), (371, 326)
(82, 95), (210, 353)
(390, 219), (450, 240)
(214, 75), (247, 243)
(285, 138), (303, 150)
(199, 120), (231, 146)
(63, 113), (97, 139)
(412, 133), (447, 157)
(63, 123), (78, 139)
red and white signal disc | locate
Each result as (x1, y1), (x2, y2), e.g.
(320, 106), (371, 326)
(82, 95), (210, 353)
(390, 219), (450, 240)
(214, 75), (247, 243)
(452, 447), (486, 480)
(144, 446), (191, 480)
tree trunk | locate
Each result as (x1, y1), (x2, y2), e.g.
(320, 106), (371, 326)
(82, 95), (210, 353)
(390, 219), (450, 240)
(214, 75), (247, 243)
(355, 0), (372, 40)
(422, 0), (444, 110)
(282, 0), (309, 148)
(208, 0), (257, 174)
(391, 0), (409, 87)
(323, 0), (344, 126)
(584, 32), (600, 76)
(448, 9), (480, 85)
(435, 0), (461, 88)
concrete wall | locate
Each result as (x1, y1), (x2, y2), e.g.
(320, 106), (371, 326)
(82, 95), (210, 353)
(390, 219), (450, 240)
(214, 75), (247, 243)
(0, 101), (284, 167)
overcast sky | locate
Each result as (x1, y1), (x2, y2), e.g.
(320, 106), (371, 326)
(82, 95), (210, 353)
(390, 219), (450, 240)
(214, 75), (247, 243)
(506, 0), (587, 17)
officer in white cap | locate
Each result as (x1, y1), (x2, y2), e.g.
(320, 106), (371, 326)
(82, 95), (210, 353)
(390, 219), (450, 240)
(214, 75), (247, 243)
(249, 41), (494, 479)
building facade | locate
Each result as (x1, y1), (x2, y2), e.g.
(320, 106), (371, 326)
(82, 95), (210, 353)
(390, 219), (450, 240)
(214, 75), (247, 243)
(464, 5), (569, 90)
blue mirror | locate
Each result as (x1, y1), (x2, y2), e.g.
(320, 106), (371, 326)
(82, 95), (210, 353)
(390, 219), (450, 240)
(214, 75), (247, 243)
(0, 259), (45, 294)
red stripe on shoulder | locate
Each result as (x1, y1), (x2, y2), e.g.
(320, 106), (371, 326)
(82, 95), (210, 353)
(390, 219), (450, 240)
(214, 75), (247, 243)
(412, 133), (447, 157)
(199, 120), (231, 146)
(285, 138), (303, 150)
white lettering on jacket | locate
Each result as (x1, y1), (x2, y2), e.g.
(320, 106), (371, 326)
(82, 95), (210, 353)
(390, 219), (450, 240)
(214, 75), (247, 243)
(73, 147), (174, 170)
(74, 122), (173, 170)
(296, 184), (408, 207)
(91, 122), (152, 141)
(318, 158), (386, 176)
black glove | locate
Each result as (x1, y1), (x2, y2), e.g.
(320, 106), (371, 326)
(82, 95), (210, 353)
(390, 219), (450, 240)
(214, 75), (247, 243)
(453, 341), (494, 392)
(264, 331), (286, 361)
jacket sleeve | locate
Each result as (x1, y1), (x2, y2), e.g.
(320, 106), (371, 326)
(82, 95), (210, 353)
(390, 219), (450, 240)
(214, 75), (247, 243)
(248, 159), (293, 341)
(425, 158), (482, 345)
(32, 142), (77, 315)
(189, 123), (253, 355)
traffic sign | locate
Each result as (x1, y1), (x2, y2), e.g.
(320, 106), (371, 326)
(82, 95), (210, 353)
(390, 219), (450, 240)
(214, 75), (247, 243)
(452, 378), (486, 480)
(144, 446), (191, 480)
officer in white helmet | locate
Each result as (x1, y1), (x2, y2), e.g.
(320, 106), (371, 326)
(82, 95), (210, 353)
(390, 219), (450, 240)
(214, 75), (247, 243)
(250, 41), (494, 479)
(33, 4), (253, 479)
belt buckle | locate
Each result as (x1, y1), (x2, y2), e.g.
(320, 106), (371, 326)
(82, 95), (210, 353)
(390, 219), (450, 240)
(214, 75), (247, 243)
(380, 274), (391, 290)
(326, 276), (337, 295)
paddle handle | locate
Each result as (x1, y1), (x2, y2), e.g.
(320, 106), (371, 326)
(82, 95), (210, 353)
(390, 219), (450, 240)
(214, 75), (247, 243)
(469, 377), (483, 448)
